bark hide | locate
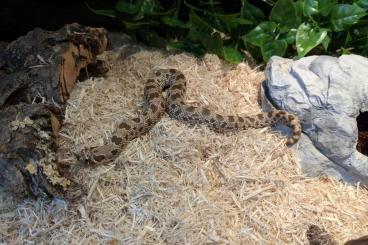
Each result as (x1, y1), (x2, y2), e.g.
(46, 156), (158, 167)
(0, 23), (109, 199)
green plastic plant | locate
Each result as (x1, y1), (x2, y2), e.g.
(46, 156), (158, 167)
(244, 0), (368, 60)
(89, 0), (368, 63)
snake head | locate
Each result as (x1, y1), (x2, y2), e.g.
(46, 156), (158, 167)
(80, 144), (121, 165)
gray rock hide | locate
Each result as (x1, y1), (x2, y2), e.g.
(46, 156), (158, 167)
(262, 54), (368, 186)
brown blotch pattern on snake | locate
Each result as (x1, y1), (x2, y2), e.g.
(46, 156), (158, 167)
(84, 68), (301, 164)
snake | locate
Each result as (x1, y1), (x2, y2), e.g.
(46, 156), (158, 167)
(81, 68), (301, 164)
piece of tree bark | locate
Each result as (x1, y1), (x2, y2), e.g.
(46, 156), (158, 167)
(0, 23), (109, 199)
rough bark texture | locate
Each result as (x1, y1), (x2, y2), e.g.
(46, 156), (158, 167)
(0, 23), (109, 199)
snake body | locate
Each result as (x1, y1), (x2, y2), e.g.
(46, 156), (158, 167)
(83, 69), (301, 164)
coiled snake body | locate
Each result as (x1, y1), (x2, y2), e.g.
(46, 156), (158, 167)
(83, 69), (301, 164)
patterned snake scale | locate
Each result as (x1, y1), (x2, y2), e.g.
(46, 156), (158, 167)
(82, 69), (301, 164)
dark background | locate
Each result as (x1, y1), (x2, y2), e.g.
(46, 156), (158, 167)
(0, 0), (120, 41)
(0, 0), (272, 41)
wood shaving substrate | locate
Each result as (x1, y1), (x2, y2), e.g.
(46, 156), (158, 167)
(1, 50), (367, 244)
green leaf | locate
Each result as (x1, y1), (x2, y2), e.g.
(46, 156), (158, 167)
(341, 47), (352, 55)
(122, 20), (152, 29)
(321, 35), (330, 51)
(207, 12), (240, 32)
(134, 0), (158, 20)
(168, 41), (187, 50)
(344, 30), (352, 46)
(304, 0), (337, 16)
(199, 0), (221, 6)
(199, 32), (224, 58)
(168, 41), (206, 57)
(86, 3), (116, 18)
(270, 0), (300, 28)
(241, 0), (265, 23)
(161, 16), (190, 28)
(187, 10), (213, 42)
(242, 21), (278, 46)
(284, 29), (297, 44)
(331, 4), (366, 31)
(183, 0), (204, 11)
(116, 0), (165, 21)
(355, 0), (368, 10)
(115, 1), (138, 14)
(260, 36), (288, 61)
(90, 9), (116, 18)
(296, 23), (328, 57)
(138, 29), (166, 48)
(234, 18), (253, 25)
(223, 47), (244, 63)
(294, 0), (304, 20)
(304, 0), (319, 16)
(144, 7), (176, 16)
(319, 0), (337, 16)
(207, 13), (253, 33)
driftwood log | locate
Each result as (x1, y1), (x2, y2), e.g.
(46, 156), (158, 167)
(0, 23), (109, 199)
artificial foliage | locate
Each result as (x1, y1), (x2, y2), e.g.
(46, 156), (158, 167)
(89, 0), (368, 63)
